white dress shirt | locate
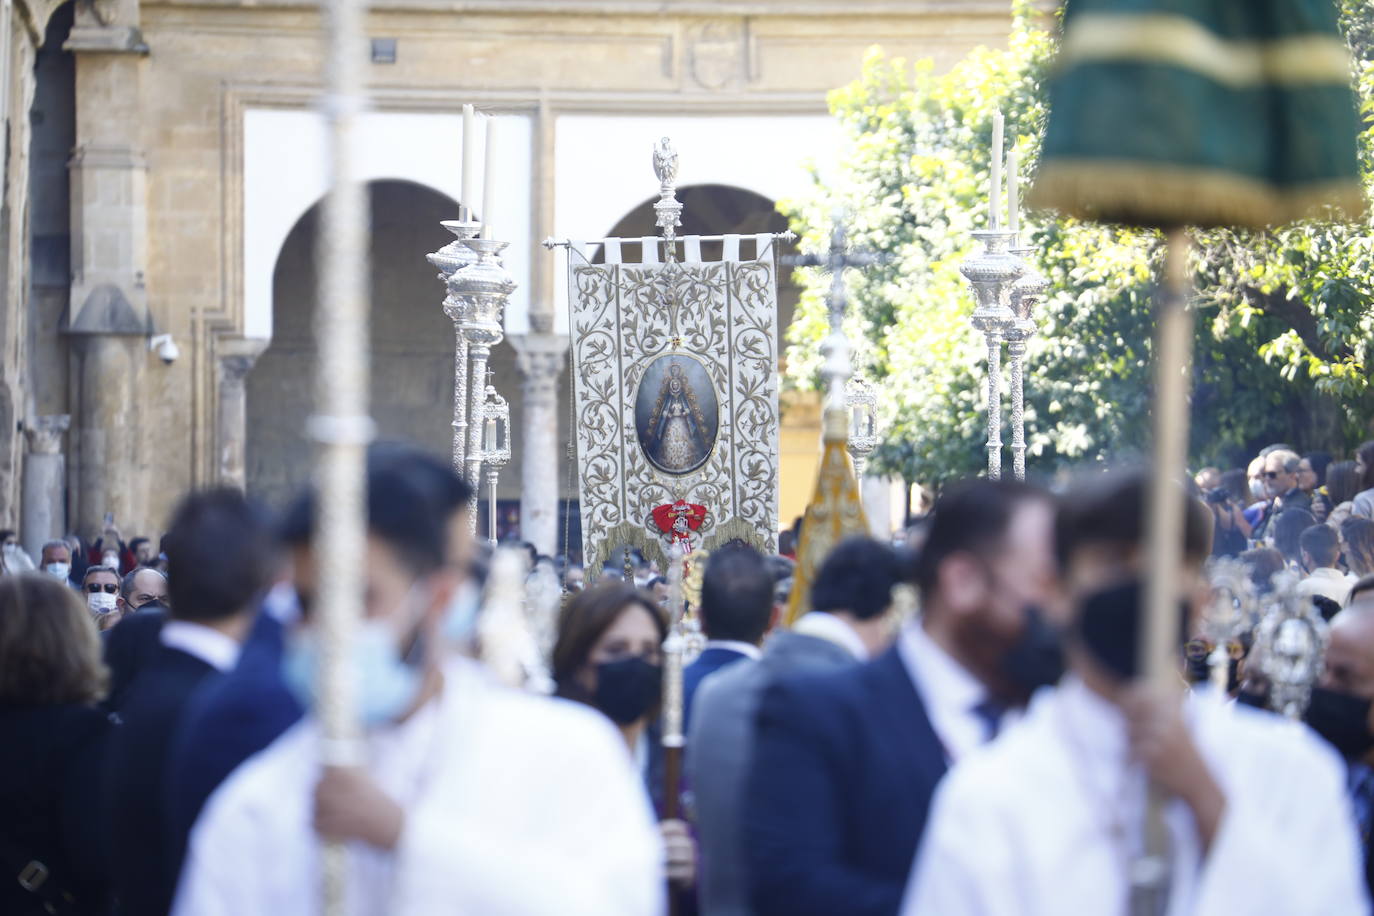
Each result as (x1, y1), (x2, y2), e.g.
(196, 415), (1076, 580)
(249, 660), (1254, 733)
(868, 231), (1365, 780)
(902, 677), (1369, 916)
(173, 659), (664, 916)
(791, 611), (869, 661)
(898, 623), (996, 762)
(160, 620), (241, 672)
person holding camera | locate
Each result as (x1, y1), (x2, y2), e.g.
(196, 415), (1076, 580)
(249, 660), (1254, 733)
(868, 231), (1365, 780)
(1206, 485), (1250, 558)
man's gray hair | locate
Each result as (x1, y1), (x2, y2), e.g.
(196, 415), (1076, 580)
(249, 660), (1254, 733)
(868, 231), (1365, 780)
(1270, 448), (1302, 473)
(82, 564), (120, 586)
(121, 566), (167, 598)
(41, 539), (69, 556)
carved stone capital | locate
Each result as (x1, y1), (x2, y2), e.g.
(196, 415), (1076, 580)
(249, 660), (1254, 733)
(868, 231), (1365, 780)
(510, 333), (568, 406)
(24, 415), (70, 455)
(217, 338), (268, 386)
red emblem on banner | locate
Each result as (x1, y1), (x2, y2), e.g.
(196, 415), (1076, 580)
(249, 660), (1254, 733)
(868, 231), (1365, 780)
(651, 500), (707, 553)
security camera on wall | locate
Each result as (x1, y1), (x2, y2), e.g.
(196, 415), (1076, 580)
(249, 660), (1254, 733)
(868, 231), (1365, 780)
(149, 334), (179, 365)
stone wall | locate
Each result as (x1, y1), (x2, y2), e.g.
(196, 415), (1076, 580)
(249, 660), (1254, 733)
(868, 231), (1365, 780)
(4, 0), (1013, 538)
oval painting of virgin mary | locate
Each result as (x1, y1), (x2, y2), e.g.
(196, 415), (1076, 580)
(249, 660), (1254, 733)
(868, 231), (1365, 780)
(635, 354), (718, 476)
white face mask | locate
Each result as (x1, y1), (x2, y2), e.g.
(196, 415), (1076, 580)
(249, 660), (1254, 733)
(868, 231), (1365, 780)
(88, 591), (117, 614)
(1249, 478), (1266, 500)
(45, 562), (71, 581)
(102, 552), (120, 569)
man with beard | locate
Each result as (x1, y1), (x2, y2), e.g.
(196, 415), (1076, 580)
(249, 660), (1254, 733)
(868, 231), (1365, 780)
(743, 479), (1063, 916)
(903, 471), (1365, 915)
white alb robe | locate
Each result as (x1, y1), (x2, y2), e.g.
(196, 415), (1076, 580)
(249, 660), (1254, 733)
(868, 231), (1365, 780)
(173, 659), (665, 916)
(902, 677), (1370, 916)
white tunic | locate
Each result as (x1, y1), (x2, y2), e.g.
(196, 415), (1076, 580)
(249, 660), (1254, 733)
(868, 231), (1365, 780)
(173, 659), (665, 916)
(902, 677), (1370, 916)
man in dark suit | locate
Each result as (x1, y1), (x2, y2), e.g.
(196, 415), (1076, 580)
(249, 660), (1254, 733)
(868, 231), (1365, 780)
(682, 545), (776, 729)
(744, 480), (1063, 916)
(164, 445), (472, 849)
(102, 489), (276, 916)
(689, 537), (901, 916)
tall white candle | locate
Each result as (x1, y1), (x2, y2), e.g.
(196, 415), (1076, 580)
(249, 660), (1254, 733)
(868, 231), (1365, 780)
(482, 116), (498, 239)
(989, 110), (1003, 230)
(461, 103), (475, 222)
(1007, 148), (1020, 237)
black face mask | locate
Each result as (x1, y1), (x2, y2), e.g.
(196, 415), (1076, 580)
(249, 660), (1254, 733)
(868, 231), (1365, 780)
(1305, 687), (1374, 760)
(138, 599), (167, 615)
(1073, 580), (1189, 682)
(593, 655), (662, 725)
(1184, 640), (1240, 692)
(998, 606), (1065, 700)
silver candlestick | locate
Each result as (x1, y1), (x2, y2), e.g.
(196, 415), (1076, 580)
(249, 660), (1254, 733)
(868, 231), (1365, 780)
(845, 375), (878, 478)
(479, 378), (511, 545)
(960, 230), (1023, 480)
(448, 237), (515, 531)
(1005, 248), (1047, 481)
(427, 219), (482, 473)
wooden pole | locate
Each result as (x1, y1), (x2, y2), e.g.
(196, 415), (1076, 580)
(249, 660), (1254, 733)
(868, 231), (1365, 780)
(1132, 228), (1192, 915)
(313, 0), (369, 908)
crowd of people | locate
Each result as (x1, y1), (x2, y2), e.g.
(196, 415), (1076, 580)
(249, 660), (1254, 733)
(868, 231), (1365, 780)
(3, 438), (1374, 914)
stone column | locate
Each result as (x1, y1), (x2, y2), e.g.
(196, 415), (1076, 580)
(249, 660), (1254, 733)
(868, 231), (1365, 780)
(510, 332), (568, 556)
(21, 415), (70, 561)
(64, 1), (151, 537)
(69, 333), (141, 535)
(216, 339), (267, 488)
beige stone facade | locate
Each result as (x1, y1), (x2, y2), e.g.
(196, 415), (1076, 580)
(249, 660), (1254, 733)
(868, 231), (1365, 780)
(0, 0), (1013, 553)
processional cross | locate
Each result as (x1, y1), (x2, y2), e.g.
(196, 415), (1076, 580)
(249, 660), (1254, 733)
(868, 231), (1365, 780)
(784, 212), (884, 399)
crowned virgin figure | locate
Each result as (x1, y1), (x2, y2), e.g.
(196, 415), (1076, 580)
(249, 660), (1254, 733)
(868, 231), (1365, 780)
(643, 362), (710, 473)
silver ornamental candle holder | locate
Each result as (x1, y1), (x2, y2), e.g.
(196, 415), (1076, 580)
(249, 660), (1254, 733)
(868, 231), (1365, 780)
(960, 229), (1024, 480)
(1251, 571), (1330, 720)
(1004, 248), (1047, 481)
(845, 375), (878, 478)
(428, 219), (483, 472)
(448, 237), (516, 531)
(480, 381), (511, 545)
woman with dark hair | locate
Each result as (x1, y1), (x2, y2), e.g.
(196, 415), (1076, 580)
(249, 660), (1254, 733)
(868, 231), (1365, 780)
(1341, 517), (1374, 579)
(552, 582), (695, 898)
(1324, 460), (1363, 527)
(0, 574), (113, 916)
(1271, 508), (1317, 569)
(1354, 441), (1374, 521)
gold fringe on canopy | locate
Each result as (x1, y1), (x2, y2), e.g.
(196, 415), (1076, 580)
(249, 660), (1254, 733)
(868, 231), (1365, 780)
(784, 407), (869, 626)
(1028, 160), (1368, 229)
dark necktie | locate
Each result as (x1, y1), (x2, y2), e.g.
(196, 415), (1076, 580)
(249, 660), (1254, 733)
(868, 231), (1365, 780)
(972, 697), (1006, 742)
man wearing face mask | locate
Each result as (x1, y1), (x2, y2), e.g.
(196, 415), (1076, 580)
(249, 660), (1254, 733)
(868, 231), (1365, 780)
(40, 539), (75, 587)
(904, 470), (1366, 915)
(175, 449), (662, 916)
(744, 479), (1062, 916)
(1306, 595), (1374, 899)
(168, 446), (473, 849)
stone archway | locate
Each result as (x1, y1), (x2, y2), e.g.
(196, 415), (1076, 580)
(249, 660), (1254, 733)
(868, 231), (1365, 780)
(595, 183), (801, 344)
(245, 179), (462, 509)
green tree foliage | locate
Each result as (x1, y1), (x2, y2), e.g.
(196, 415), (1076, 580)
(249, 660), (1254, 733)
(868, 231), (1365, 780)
(782, 3), (1374, 486)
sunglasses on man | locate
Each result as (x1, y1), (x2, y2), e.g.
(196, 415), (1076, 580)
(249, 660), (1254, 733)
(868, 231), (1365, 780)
(85, 582), (118, 594)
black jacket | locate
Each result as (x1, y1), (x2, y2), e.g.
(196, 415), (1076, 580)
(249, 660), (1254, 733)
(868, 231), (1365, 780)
(0, 703), (115, 916)
(102, 646), (216, 916)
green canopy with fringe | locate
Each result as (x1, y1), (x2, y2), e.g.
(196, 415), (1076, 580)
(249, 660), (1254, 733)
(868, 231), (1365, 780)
(1028, 0), (1367, 228)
